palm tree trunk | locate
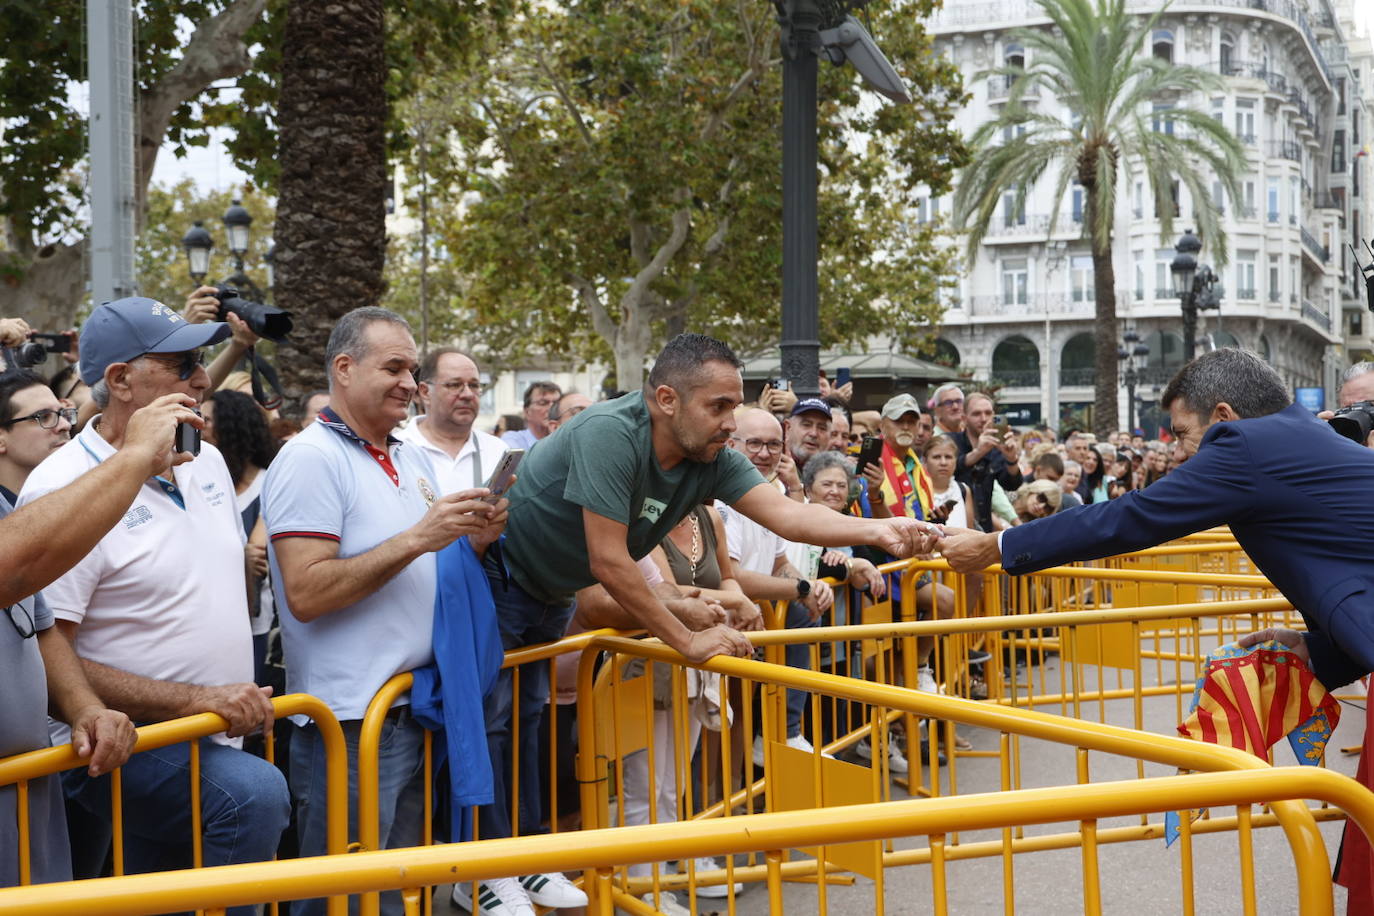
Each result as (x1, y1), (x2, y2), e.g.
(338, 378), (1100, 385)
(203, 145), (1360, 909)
(1086, 187), (1119, 438)
(274, 0), (388, 401)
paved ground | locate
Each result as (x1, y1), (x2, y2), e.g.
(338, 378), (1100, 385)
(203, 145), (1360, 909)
(433, 650), (1366, 915)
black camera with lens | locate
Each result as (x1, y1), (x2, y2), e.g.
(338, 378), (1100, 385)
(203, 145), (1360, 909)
(213, 287), (293, 342)
(1, 331), (73, 370)
(1329, 400), (1374, 444)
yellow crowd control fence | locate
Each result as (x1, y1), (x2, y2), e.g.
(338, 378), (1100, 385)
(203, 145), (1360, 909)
(0, 694), (349, 915)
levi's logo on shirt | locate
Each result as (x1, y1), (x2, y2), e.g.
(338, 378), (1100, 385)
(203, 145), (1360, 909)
(639, 498), (667, 522)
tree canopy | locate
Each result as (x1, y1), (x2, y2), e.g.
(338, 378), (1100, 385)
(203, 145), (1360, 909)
(395, 0), (969, 384)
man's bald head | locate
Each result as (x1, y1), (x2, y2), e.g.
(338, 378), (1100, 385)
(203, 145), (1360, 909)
(730, 406), (785, 477)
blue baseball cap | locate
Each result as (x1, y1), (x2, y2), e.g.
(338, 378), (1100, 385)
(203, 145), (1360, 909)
(790, 397), (833, 419)
(80, 297), (231, 385)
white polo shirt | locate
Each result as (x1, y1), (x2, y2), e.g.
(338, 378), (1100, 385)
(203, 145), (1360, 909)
(19, 420), (252, 746)
(263, 411), (440, 723)
(715, 500), (786, 576)
(393, 417), (509, 496)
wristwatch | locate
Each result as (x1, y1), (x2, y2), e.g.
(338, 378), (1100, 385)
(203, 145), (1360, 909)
(795, 578), (811, 599)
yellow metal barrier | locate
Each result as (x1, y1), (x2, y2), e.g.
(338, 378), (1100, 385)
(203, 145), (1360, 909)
(1, 763), (1369, 913)
(0, 694), (349, 914)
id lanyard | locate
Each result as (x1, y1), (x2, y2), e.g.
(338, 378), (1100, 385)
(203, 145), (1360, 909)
(471, 442), (484, 489)
(80, 436), (186, 510)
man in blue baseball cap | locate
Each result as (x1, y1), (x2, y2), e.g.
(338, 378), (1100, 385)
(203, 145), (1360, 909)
(18, 296), (288, 901)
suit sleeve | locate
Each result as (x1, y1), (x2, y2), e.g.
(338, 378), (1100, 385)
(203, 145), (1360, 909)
(1304, 630), (1368, 691)
(1000, 424), (1253, 574)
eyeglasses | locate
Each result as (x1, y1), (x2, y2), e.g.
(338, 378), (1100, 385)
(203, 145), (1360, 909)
(439, 380), (485, 396)
(529, 398), (558, 408)
(937, 397), (964, 408)
(0, 407), (77, 430)
(143, 350), (205, 380)
(5, 602), (34, 640)
(738, 437), (784, 455)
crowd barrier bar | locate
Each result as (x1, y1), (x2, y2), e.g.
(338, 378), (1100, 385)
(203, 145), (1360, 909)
(2, 764), (1367, 912)
(0, 694), (348, 915)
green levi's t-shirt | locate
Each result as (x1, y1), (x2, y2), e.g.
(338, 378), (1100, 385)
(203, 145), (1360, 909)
(502, 391), (765, 605)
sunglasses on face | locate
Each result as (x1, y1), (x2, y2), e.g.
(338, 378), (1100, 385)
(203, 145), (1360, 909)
(143, 350), (205, 380)
(0, 407), (77, 430)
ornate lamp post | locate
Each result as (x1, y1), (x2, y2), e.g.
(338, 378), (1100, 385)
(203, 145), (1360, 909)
(1171, 228), (1219, 360)
(180, 200), (270, 301)
(1117, 328), (1150, 433)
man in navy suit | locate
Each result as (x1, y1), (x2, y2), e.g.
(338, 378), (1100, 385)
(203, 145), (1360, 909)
(933, 347), (1374, 693)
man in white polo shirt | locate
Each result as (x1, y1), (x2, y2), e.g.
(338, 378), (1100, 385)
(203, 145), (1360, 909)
(395, 348), (508, 495)
(264, 308), (507, 916)
(18, 297), (289, 903)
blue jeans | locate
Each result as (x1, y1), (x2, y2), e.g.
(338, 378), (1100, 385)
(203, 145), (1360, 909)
(785, 600), (826, 738)
(63, 738), (290, 916)
(479, 568), (575, 841)
(290, 711), (426, 916)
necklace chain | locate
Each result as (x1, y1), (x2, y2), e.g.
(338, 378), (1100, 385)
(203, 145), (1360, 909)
(688, 512), (702, 564)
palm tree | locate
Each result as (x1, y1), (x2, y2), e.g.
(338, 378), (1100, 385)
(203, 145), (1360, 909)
(952, 0), (1246, 436)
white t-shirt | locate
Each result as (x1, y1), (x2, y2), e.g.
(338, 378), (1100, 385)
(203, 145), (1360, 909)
(931, 478), (971, 529)
(716, 500), (786, 576)
(20, 421), (251, 747)
(394, 418), (509, 496)
(263, 417), (440, 723)
(235, 472), (275, 637)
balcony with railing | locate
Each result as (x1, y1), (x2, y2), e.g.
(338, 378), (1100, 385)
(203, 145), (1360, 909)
(1233, 287), (1257, 300)
(986, 75), (1040, 101)
(1268, 140), (1302, 162)
(990, 369), (1042, 388)
(965, 291), (1109, 317)
(1302, 298), (1332, 332)
(1300, 226), (1330, 263)
(1058, 367), (1097, 387)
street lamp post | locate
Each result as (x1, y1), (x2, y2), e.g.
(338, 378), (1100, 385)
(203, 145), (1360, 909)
(1170, 228), (1219, 360)
(1117, 329), (1150, 433)
(180, 201), (271, 301)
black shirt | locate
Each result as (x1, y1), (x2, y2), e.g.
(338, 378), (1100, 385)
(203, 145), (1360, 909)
(952, 430), (1024, 532)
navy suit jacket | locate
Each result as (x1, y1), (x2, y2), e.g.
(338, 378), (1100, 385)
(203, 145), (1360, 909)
(1001, 403), (1374, 689)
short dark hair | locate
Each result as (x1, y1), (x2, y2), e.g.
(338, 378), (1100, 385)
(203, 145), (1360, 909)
(1033, 451), (1064, 475)
(417, 347), (472, 385)
(299, 389), (330, 420)
(647, 333), (742, 393)
(1161, 348), (1290, 419)
(0, 369), (50, 425)
(522, 381), (561, 408)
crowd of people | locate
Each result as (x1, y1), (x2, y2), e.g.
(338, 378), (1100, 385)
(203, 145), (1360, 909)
(8, 295), (1374, 915)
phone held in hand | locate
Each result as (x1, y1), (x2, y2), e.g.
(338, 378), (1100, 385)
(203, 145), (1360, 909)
(835, 367), (851, 388)
(482, 448), (524, 503)
(175, 410), (201, 456)
(856, 435), (884, 476)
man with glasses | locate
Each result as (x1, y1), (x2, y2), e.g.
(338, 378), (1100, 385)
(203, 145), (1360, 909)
(545, 390), (593, 434)
(718, 406), (835, 761)
(397, 348), (509, 496)
(0, 370), (75, 505)
(931, 384), (966, 435)
(501, 380), (562, 450)
(18, 297), (289, 899)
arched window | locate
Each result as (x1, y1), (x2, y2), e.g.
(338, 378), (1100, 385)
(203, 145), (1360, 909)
(1259, 334), (1272, 362)
(1145, 331), (1186, 370)
(932, 338), (961, 367)
(1004, 42), (1025, 70)
(1058, 332), (1095, 386)
(1208, 329), (1239, 350)
(991, 334), (1040, 388)
(1152, 29), (1174, 63)
(1220, 32), (1235, 74)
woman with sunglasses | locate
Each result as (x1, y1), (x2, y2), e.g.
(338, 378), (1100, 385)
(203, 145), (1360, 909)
(0, 369), (75, 506)
(1011, 479), (1062, 524)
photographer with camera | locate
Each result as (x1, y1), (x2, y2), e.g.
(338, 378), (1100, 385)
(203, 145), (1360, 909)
(1320, 362), (1374, 448)
(183, 285), (267, 393)
(19, 297), (289, 899)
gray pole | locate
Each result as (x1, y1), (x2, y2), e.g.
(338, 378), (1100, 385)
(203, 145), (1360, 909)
(780, 0), (821, 399)
(88, 0), (139, 304)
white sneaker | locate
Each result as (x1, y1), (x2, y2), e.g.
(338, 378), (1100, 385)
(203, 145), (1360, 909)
(451, 877), (535, 916)
(854, 737), (909, 775)
(519, 872), (587, 908)
(916, 666), (942, 694)
(675, 856), (744, 898)
(640, 892), (692, 915)
(785, 732), (835, 759)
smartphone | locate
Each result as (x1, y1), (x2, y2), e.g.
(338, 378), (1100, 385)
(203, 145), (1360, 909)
(175, 409), (201, 456)
(941, 498), (958, 514)
(29, 332), (72, 354)
(769, 377), (791, 391)
(482, 448), (524, 503)
(835, 367), (851, 388)
(855, 435), (884, 476)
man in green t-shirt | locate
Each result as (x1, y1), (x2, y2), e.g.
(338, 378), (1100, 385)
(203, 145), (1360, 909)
(472, 334), (934, 891)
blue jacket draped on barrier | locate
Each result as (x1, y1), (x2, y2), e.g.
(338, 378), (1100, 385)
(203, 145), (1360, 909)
(410, 536), (503, 841)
